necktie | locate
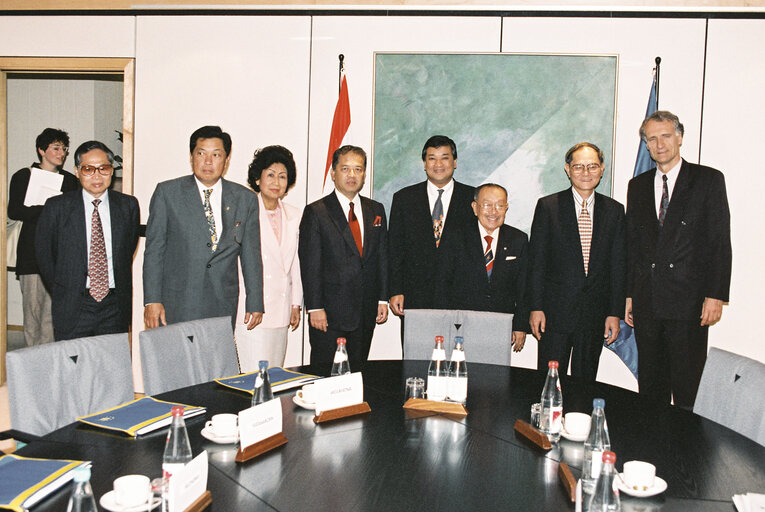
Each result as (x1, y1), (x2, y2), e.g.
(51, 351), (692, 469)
(484, 235), (494, 279)
(88, 199), (109, 302)
(432, 189), (444, 247)
(203, 189), (218, 252)
(349, 201), (363, 256)
(578, 198), (592, 276)
(658, 174), (669, 227)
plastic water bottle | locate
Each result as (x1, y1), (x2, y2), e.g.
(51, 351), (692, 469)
(252, 360), (274, 406)
(539, 360), (563, 442)
(66, 467), (97, 512)
(588, 451), (621, 511)
(447, 336), (468, 403)
(330, 338), (351, 376)
(427, 336), (449, 401)
(583, 398), (611, 492)
(162, 406), (192, 480)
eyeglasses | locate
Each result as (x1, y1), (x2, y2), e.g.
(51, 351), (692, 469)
(570, 163), (602, 174)
(478, 202), (508, 212)
(79, 164), (114, 176)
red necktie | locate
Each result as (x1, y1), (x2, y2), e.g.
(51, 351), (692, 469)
(484, 235), (494, 277)
(89, 199), (109, 301)
(349, 201), (362, 256)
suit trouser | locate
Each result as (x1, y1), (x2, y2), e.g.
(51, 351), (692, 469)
(537, 328), (603, 381)
(309, 318), (376, 368)
(634, 315), (709, 409)
(54, 289), (123, 341)
(19, 273), (55, 346)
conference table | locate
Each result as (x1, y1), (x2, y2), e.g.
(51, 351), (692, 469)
(17, 360), (765, 511)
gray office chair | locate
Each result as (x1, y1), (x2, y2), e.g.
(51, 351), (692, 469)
(139, 316), (239, 395)
(693, 347), (765, 446)
(403, 309), (514, 365)
(5, 333), (134, 437)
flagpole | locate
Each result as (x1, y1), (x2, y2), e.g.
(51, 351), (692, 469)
(338, 54), (344, 93)
(655, 56), (661, 108)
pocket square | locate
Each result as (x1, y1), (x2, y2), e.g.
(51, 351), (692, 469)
(505, 256), (517, 261)
(373, 216), (382, 227)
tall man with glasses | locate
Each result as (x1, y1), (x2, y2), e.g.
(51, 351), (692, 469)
(527, 142), (626, 380)
(36, 141), (140, 341)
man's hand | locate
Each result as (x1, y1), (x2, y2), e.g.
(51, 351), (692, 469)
(603, 316), (620, 345)
(529, 310), (546, 340)
(377, 303), (389, 324)
(389, 295), (405, 316)
(289, 306), (301, 331)
(310, 310), (328, 332)
(144, 303), (167, 329)
(244, 312), (263, 330)
(511, 331), (526, 352)
(700, 297), (724, 326)
(625, 297), (634, 327)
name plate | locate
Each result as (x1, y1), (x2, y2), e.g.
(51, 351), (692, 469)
(313, 372), (363, 415)
(239, 398), (283, 450)
(168, 451), (208, 512)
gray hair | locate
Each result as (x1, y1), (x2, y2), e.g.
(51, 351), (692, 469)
(639, 110), (684, 141)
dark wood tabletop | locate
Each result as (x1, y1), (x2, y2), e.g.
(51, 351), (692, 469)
(18, 360), (765, 511)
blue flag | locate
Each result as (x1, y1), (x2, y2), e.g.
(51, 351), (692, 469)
(605, 72), (657, 379)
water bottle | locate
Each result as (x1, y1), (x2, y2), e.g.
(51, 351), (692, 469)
(588, 451), (621, 511)
(66, 467), (97, 512)
(330, 338), (351, 376)
(427, 336), (449, 401)
(447, 336), (468, 403)
(162, 406), (192, 480)
(252, 360), (274, 406)
(583, 398), (611, 492)
(539, 360), (563, 442)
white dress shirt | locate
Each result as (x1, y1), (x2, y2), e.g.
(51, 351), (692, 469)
(334, 189), (364, 244)
(195, 176), (223, 238)
(654, 159), (682, 217)
(427, 178), (455, 227)
(83, 190), (115, 289)
(572, 188), (595, 218)
(478, 221), (499, 257)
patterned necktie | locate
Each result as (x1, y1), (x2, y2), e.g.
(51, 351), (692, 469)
(658, 174), (669, 227)
(578, 198), (592, 276)
(432, 189), (444, 247)
(203, 189), (218, 252)
(88, 199), (109, 302)
(349, 201), (363, 256)
(484, 235), (494, 279)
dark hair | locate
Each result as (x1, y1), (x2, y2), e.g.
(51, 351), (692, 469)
(474, 183), (507, 202)
(73, 140), (115, 167)
(189, 125), (232, 156)
(332, 145), (367, 170)
(565, 142), (604, 164)
(247, 145), (298, 192)
(35, 128), (69, 161)
(421, 135), (457, 161)
(639, 110), (684, 141)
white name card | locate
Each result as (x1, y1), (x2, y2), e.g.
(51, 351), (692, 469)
(313, 372), (363, 415)
(168, 451), (208, 512)
(238, 397), (283, 449)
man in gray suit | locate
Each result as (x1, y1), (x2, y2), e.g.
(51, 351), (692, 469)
(143, 125), (264, 330)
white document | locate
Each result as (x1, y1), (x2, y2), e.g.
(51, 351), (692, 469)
(238, 398), (283, 449)
(23, 168), (65, 206)
(313, 372), (363, 415)
(168, 451), (208, 512)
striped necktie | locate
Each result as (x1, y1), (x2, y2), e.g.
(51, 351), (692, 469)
(484, 235), (494, 278)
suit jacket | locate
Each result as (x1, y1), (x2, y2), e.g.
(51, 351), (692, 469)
(626, 160), (731, 320)
(527, 189), (626, 333)
(143, 175), (264, 325)
(439, 222), (530, 332)
(298, 193), (388, 332)
(388, 180), (475, 309)
(35, 189), (140, 334)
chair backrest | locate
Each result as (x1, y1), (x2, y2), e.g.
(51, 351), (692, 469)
(403, 309), (514, 365)
(693, 347), (765, 446)
(139, 316), (239, 395)
(6, 333), (134, 436)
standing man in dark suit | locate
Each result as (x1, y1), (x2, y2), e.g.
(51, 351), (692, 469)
(439, 183), (529, 352)
(625, 111), (731, 408)
(36, 141), (140, 341)
(298, 145), (389, 367)
(528, 142), (626, 380)
(388, 135), (475, 331)
(143, 125), (263, 330)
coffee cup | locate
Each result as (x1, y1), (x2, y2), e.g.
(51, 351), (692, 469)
(623, 460), (656, 491)
(114, 474), (151, 507)
(563, 412), (591, 437)
(205, 413), (238, 438)
(297, 383), (316, 404)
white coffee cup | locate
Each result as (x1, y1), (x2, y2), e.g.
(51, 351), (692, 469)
(297, 383), (316, 404)
(205, 413), (238, 438)
(114, 474), (151, 507)
(563, 412), (591, 437)
(623, 460), (656, 491)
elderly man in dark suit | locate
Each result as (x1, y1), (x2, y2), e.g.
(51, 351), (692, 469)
(528, 142), (626, 380)
(143, 125), (263, 330)
(625, 110), (731, 408)
(299, 145), (389, 367)
(36, 141), (140, 341)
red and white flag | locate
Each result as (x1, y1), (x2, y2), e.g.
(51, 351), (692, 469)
(322, 75), (351, 190)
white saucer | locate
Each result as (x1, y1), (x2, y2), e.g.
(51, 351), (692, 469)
(292, 394), (316, 410)
(613, 474), (668, 498)
(560, 428), (588, 442)
(99, 490), (160, 512)
(200, 425), (238, 444)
